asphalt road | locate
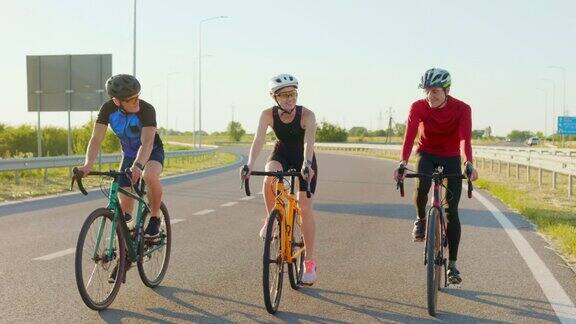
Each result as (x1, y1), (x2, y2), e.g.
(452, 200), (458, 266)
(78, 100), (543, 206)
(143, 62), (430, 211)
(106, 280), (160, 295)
(1, 147), (576, 323)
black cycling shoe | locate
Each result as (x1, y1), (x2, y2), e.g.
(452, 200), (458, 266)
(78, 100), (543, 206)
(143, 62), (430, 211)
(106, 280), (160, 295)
(412, 219), (426, 242)
(447, 266), (462, 285)
(144, 217), (161, 239)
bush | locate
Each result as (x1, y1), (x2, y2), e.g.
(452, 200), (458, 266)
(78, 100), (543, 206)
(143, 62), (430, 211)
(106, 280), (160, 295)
(316, 122), (347, 142)
(227, 121), (246, 142)
(0, 121), (121, 158)
(348, 126), (368, 137)
(507, 130), (534, 142)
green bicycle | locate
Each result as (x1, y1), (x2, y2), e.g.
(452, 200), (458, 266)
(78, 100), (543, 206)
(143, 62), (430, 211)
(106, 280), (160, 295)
(71, 167), (172, 311)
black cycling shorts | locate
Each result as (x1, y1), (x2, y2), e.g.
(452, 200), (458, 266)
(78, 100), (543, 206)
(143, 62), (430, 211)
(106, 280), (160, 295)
(267, 152), (318, 194)
(118, 147), (165, 187)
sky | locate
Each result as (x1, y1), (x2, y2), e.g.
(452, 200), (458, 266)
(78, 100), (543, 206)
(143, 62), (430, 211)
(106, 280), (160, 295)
(1, 0), (575, 136)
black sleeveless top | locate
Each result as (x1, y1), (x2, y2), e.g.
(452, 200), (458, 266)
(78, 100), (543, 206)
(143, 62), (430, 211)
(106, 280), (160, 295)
(272, 105), (305, 144)
(271, 105), (309, 163)
(269, 105), (318, 194)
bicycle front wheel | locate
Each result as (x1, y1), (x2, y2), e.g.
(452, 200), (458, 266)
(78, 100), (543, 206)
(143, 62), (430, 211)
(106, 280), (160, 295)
(426, 207), (442, 317)
(263, 209), (284, 314)
(288, 210), (305, 290)
(138, 202), (172, 288)
(75, 208), (126, 311)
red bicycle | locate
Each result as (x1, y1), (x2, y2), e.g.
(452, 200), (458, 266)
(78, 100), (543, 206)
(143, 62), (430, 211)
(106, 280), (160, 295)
(397, 164), (473, 316)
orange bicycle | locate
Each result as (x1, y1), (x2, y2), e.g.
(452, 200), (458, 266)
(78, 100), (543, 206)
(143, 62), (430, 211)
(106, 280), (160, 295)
(242, 165), (311, 314)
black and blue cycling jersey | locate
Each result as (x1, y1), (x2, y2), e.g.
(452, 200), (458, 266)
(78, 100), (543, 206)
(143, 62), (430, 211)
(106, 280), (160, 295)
(96, 99), (163, 158)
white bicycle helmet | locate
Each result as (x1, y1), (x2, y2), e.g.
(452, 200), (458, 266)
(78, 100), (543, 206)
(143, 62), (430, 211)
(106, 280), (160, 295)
(419, 68), (451, 89)
(269, 74), (299, 94)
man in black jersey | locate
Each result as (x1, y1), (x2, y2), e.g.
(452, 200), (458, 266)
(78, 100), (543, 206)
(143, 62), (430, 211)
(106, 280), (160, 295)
(77, 74), (165, 242)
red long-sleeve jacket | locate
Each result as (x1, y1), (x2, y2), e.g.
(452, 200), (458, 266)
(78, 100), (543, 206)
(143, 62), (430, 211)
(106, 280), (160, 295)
(401, 96), (473, 162)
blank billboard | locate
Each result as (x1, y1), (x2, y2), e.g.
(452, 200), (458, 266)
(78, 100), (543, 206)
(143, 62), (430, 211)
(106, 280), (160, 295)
(27, 54), (112, 111)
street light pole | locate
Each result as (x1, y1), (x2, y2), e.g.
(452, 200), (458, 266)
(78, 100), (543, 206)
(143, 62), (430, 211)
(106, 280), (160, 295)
(192, 61), (196, 148)
(166, 72), (180, 133)
(538, 88), (548, 137)
(541, 78), (556, 140)
(133, 0), (137, 76)
(548, 66), (567, 116)
(198, 15), (228, 148)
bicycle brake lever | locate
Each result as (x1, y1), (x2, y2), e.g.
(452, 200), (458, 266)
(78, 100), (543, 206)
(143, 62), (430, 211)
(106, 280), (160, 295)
(72, 167), (88, 196)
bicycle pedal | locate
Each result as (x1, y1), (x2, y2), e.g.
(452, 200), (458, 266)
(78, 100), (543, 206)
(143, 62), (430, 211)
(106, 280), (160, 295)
(413, 237), (425, 242)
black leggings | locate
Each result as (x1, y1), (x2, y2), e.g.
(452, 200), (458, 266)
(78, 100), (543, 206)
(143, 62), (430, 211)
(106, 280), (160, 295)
(414, 151), (462, 261)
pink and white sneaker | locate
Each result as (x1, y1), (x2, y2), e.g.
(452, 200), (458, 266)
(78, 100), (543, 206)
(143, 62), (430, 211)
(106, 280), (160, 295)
(301, 259), (317, 286)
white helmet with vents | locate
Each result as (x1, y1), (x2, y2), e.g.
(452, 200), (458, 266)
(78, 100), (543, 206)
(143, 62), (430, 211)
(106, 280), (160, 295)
(269, 73), (299, 94)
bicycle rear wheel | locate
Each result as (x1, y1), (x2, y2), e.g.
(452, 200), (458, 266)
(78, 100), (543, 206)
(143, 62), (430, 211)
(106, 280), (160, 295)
(426, 207), (442, 316)
(263, 209), (284, 314)
(288, 210), (305, 290)
(75, 208), (126, 310)
(138, 202), (172, 288)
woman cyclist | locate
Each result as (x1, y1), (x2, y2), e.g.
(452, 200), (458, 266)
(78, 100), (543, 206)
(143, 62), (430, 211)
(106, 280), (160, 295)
(241, 73), (319, 285)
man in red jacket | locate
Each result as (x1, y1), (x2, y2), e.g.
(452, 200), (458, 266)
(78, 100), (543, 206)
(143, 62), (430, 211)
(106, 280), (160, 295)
(394, 68), (479, 284)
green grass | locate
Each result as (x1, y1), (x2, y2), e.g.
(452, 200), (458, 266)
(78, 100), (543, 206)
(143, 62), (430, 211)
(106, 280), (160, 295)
(474, 175), (576, 261)
(164, 134), (255, 146)
(0, 152), (236, 203)
(163, 143), (194, 151)
(347, 136), (403, 144)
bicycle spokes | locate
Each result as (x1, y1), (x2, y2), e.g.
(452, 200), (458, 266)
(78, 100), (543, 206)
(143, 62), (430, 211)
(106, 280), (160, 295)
(137, 203), (172, 288)
(263, 211), (284, 314)
(75, 210), (125, 311)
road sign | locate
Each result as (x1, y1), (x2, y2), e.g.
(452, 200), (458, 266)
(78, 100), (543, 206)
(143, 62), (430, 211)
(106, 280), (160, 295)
(558, 116), (576, 135)
(26, 54), (112, 112)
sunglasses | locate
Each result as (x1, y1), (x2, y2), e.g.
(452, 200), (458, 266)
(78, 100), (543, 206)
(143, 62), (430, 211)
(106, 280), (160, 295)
(121, 94), (140, 104)
(275, 90), (298, 99)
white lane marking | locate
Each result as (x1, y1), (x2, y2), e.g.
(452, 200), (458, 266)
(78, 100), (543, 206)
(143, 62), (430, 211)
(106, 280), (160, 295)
(240, 196), (255, 201)
(193, 209), (215, 216)
(221, 202), (238, 207)
(34, 219), (188, 261)
(33, 248), (75, 261)
(474, 190), (576, 323)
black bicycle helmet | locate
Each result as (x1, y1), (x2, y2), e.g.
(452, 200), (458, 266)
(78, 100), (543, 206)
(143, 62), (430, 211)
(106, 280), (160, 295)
(105, 74), (141, 99)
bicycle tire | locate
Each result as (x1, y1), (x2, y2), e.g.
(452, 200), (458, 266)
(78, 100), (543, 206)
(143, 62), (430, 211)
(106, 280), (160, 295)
(138, 202), (172, 288)
(263, 209), (284, 314)
(426, 207), (441, 316)
(288, 210), (305, 290)
(75, 208), (126, 311)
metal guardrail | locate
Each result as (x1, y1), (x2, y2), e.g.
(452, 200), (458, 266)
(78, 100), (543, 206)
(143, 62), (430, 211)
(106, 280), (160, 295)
(315, 142), (575, 196)
(314, 143), (576, 176)
(473, 147), (576, 177)
(0, 147), (218, 172)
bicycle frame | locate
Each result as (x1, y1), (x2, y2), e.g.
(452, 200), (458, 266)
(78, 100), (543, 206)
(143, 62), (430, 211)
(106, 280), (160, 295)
(93, 181), (151, 263)
(270, 177), (305, 264)
(424, 172), (448, 269)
